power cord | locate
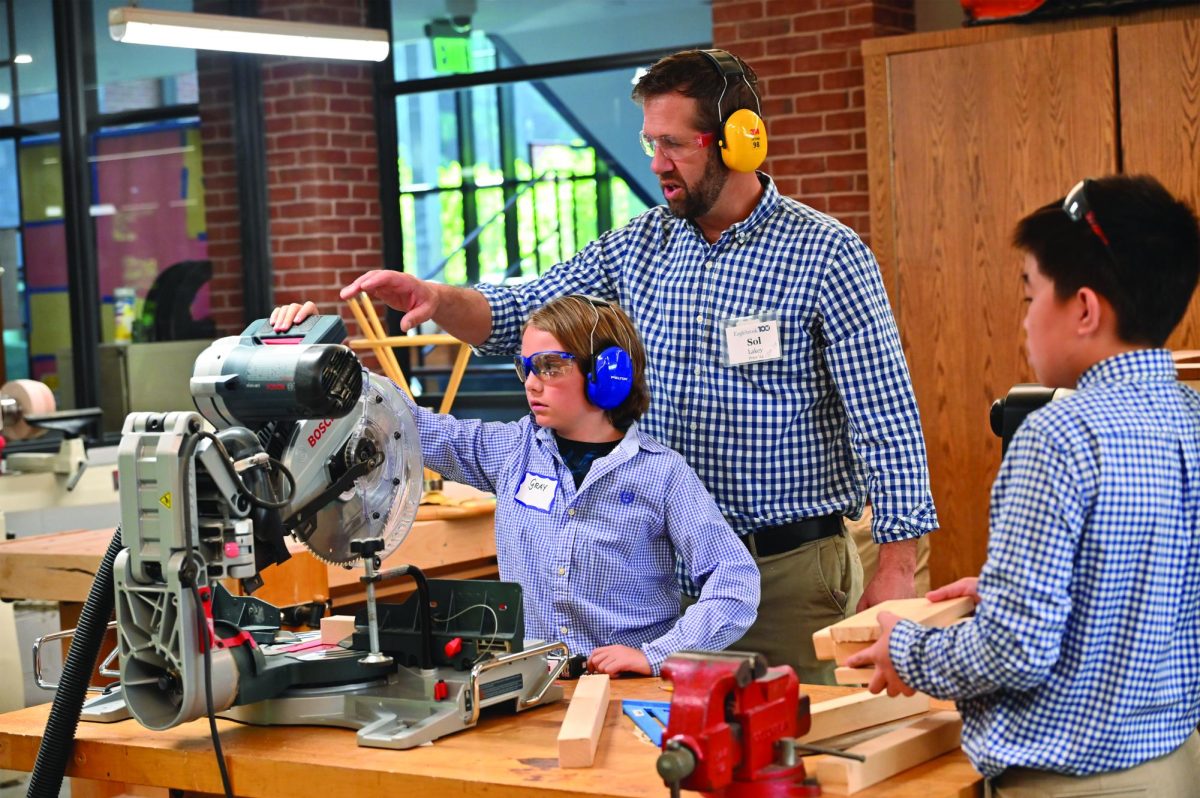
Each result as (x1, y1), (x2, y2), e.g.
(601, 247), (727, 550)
(179, 426), (235, 798)
(433, 602), (501, 657)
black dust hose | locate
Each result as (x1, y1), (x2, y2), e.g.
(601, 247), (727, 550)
(26, 526), (123, 798)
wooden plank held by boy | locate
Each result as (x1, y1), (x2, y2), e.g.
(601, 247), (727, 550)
(812, 597), (974, 685)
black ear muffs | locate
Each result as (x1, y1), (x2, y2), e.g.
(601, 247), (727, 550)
(700, 49), (767, 173)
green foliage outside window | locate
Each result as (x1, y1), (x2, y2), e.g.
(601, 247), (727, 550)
(398, 143), (647, 286)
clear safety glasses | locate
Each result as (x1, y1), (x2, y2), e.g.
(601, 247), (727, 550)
(514, 351), (578, 383)
(638, 130), (715, 160)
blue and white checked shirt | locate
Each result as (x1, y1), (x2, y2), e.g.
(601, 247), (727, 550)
(400, 394), (760, 674)
(890, 350), (1200, 778)
(475, 175), (936, 556)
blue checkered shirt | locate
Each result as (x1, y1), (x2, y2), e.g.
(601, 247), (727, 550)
(890, 349), (1200, 778)
(476, 175), (936, 591)
(401, 394), (760, 674)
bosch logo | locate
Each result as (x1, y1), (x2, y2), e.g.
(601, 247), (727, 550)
(307, 419), (335, 447)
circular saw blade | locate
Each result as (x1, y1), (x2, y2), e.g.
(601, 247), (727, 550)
(296, 372), (424, 566)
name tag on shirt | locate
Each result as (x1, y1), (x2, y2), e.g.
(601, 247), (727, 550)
(515, 472), (558, 513)
(722, 312), (782, 366)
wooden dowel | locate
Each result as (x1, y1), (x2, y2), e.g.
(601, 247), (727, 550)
(346, 295), (411, 398)
(356, 293), (407, 388)
(347, 334), (461, 348)
(438, 343), (474, 415)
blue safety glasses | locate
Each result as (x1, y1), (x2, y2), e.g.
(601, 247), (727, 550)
(514, 350), (578, 383)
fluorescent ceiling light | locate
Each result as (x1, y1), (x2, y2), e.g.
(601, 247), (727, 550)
(13, 54), (32, 64)
(108, 7), (389, 62)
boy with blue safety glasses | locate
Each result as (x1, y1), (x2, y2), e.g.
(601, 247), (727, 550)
(848, 174), (1200, 795)
(272, 295), (759, 677)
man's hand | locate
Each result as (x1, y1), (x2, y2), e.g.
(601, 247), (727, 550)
(340, 270), (438, 333)
(269, 301), (319, 331)
(926, 576), (981, 605)
(587, 645), (651, 677)
(845, 611), (916, 696)
(857, 538), (918, 612)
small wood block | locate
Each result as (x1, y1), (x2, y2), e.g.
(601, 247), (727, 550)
(800, 690), (931, 743)
(826, 598), (974, 643)
(557, 674), (611, 768)
(831, 638), (873, 666)
(319, 615), (356, 645)
(815, 710), (962, 794)
(834, 667), (875, 686)
(813, 627), (836, 660)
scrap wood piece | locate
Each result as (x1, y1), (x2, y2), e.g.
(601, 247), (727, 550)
(834, 667), (875, 686)
(823, 597), (975, 645)
(800, 690), (930, 743)
(814, 710), (962, 794)
(813, 627), (836, 660)
(319, 615), (356, 645)
(558, 674), (611, 768)
(831, 638), (873, 666)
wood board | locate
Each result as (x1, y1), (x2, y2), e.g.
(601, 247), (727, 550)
(823, 598), (975, 644)
(814, 710), (963, 794)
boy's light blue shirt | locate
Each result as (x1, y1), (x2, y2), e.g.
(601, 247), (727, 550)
(889, 349), (1200, 778)
(400, 394), (760, 674)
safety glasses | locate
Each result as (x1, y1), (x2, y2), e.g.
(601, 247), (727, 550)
(638, 130), (715, 160)
(514, 351), (578, 383)
(1063, 179), (1118, 263)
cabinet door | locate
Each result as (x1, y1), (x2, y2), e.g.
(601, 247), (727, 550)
(885, 28), (1117, 586)
(1119, 18), (1200, 349)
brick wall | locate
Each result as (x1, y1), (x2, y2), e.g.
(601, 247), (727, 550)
(712, 0), (915, 244)
(199, 0), (382, 335)
(197, 0), (914, 335)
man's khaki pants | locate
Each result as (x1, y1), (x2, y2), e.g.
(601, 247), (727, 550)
(987, 731), (1200, 797)
(685, 524), (864, 684)
(845, 504), (932, 596)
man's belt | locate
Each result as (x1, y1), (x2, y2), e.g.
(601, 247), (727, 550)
(741, 514), (842, 558)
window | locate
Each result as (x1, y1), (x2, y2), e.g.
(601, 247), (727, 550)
(385, 0), (710, 399)
(0, 0), (206, 436)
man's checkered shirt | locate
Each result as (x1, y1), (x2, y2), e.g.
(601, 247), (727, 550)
(476, 175), (937, 591)
(890, 349), (1200, 778)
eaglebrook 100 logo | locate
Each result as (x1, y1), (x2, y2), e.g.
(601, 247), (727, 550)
(308, 419), (335, 448)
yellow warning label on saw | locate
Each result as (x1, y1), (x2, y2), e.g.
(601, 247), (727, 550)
(160, 492), (172, 510)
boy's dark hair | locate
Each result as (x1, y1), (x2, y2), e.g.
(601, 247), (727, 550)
(631, 49), (761, 136)
(1013, 174), (1200, 346)
(524, 296), (650, 431)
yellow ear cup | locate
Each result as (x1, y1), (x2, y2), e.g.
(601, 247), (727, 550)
(719, 108), (767, 172)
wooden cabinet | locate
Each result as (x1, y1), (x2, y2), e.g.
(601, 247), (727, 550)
(863, 7), (1200, 587)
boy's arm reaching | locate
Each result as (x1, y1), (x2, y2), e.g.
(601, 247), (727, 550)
(395, 390), (526, 496)
(640, 463), (760, 673)
(851, 425), (1081, 700)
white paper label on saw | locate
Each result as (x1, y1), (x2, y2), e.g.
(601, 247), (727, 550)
(515, 472), (558, 513)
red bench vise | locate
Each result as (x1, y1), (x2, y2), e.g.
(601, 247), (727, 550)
(655, 651), (821, 798)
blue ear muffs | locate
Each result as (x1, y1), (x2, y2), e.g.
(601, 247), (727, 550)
(587, 345), (633, 410)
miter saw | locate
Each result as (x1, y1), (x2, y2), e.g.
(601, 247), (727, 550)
(64, 315), (567, 749)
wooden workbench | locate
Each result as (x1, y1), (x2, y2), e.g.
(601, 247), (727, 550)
(0, 681), (982, 798)
(0, 482), (498, 611)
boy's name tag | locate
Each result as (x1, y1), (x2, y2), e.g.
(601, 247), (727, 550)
(722, 312), (782, 366)
(515, 472), (558, 513)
